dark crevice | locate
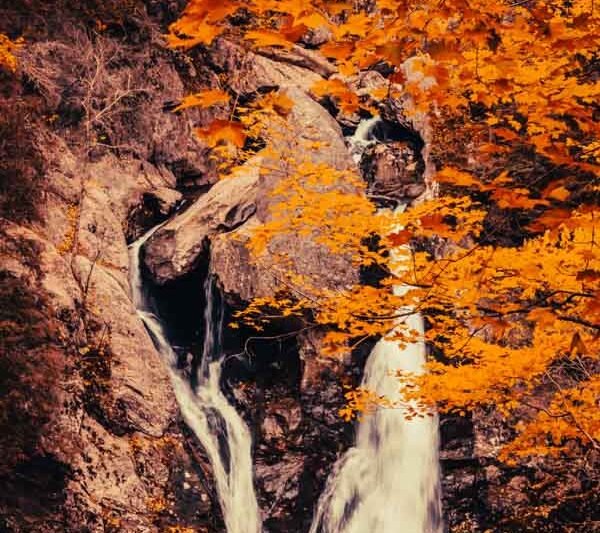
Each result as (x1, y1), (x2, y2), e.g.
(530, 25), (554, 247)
(370, 119), (424, 149)
(145, 258), (210, 365)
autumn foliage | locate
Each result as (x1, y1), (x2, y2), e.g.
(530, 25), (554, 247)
(169, 0), (599, 466)
(0, 33), (21, 72)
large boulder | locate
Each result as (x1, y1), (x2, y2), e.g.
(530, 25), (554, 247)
(143, 50), (358, 301)
(143, 162), (261, 285)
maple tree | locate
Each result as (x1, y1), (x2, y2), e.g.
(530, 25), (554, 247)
(0, 33), (21, 72)
(169, 0), (599, 470)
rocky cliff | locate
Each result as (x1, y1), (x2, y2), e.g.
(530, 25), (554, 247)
(1, 2), (223, 532)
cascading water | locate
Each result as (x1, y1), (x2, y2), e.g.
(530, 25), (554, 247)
(308, 118), (443, 533)
(129, 229), (261, 533)
(348, 115), (381, 164)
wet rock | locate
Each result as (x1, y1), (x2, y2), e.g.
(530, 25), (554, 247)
(439, 413), (474, 461)
(127, 186), (183, 241)
(256, 454), (306, 523)
(360, 141), (425, 205)
(472, 407), (516, 458)
(260, 398), (303, 447)
(148, 187), (183, 216)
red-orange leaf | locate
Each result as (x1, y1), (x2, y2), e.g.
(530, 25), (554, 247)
(196, 119), (246, 148)
(388, 229), (412, 246)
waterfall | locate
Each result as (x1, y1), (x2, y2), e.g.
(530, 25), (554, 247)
(129, 230), (261, 533)
(308, 288), (443, 533)
(348, 115), (381, 164)
(308, 118), (443, 533)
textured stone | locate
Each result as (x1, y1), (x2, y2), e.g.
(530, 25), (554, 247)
(143, 161), (261, 284)
(255, 44), (336, 78)
(360, 141), (425, 204)
(0, 8), (219, 531)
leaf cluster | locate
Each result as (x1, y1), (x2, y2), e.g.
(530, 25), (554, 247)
(170, 0), (600, 463)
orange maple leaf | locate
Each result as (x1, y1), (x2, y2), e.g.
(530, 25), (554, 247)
(436, 167), (487, 189)
(196, 119), (246, 148)
(174, 89), (230, 112)
(245, 30), (294, 49)
(166, 21), (223, 48)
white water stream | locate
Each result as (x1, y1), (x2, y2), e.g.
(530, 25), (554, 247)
(308, 119), (443, 533)
(129, 230), (261, 533)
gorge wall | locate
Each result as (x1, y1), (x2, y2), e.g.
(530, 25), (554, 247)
(1, 2), (592, 533)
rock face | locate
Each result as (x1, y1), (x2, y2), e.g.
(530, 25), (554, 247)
(1, 3), (362, 531)
(144, 163), (261, 285)
(0, 3), (220, 531)
(438, 407), (599, 532)
(143, 43), (358, 304)
(126, 187), (183, 242)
